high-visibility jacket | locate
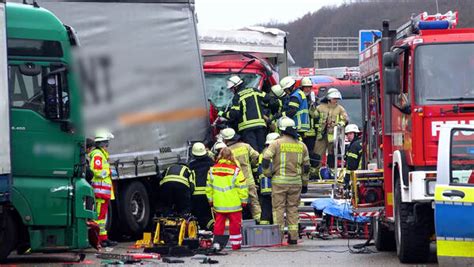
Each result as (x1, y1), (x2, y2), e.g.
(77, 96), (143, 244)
(206, 159), (249, 213)
(345, 137), (363, 171)
(225, 88), (268, 131)
(228, 141), (260, 186)
(189, 156), (214, 196)
(287, 89), (310, 133)
(160, 164), (196, 191)
(312, 102), (348, 142)
(263, 135), (310, 186)
(89, 148), (114, 200)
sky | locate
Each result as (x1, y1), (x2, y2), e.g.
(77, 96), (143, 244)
(195, 0), (345, 30)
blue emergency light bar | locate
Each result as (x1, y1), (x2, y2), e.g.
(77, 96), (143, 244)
(396, 11), (458, 40)
(417, 20), (450, 30)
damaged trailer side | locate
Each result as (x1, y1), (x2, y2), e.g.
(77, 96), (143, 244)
(42, 0), (210, 236)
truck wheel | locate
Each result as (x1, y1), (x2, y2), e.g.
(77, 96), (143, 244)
(0, 211), (17, 262)
(372, 217), (395, 251)
(394, 175), (430, 263)
(119, 182), (150, 236)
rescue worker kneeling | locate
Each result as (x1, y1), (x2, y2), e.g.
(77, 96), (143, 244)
(206, 147), (249, 250)
(159, 163), (195, 216)
(262, 117), (310, 245)
(189, 142), (215, 230)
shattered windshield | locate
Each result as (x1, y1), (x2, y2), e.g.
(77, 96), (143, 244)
(205, 73), (261, 111)
(415, 43), (474, 105)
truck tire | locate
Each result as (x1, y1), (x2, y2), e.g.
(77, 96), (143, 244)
(0, 211), (17, 262)
(118, 181), (150, 236)
(394, 175), (430, 263)
(372, 217), (395, 251)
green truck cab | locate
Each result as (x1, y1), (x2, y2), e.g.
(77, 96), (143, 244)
(0, 2), (95, 260)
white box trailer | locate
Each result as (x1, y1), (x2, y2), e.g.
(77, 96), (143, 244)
(41, 0), (210, 236)
(199, 26), (294, 77)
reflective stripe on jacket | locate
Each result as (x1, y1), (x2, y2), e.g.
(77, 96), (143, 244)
(263, 135), (310, 186)
(312, 103), (348, 142)
(160, 164), (196, 190)
(288, 89), (310, 132)
(225, 88), (267, 131)
(228, 142), (260, 186)
(90, 148), (114, 200)
(189, 156), (215, 196)
(206, 159), (249, 213)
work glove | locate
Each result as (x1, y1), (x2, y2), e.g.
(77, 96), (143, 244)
(241, 203), (247, 208)
(218, 111), (224, 117)
(301, 186), (308, 194)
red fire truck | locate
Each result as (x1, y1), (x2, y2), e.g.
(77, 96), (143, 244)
(358, 11), (474, 263)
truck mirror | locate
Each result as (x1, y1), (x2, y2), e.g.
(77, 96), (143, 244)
(383, 52), (399, 67)
(42, 72), (64, 121)
(384, 68), (401, 95)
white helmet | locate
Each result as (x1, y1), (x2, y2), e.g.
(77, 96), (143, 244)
(94, 129), (114, 142)
(213, 141), (227, 151)
(345, 124), (360, 134)
(227, 75), (243, 89)
(265, 132), (280, 145)
(278, 117), (296, 131)
(327, 88), (342, 100)
(192, 142), (207, 157)
(279, 76), (296, 90)
(271, 84), (286, 97)
(220, 128), (236, 140)
(301, 77), (312, 87)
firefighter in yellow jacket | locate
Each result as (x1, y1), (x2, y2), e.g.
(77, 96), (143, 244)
(221, 128), (262, 223)
(262, 117), (310, 245)
(206, 147), (249, 250)
(311, 88), (348, 177)
(89, 129), (117, 247)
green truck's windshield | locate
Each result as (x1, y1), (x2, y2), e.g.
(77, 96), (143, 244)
(415, 43), (474, 105)
(205, 73), (261, 110)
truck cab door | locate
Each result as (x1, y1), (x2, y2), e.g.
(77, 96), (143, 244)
(435, 126), (474, 265)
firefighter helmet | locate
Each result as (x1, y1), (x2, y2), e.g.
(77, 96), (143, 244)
(327, 88), (342, 99)
(220, 128), (236, 140)
(265, 132), (280, 145)
(278, 117), (296, 131)
(214, 141), (227, 150)
(301, 77), (313, 87)
(280, 76), (296, 90)
(345, 124), (360, 134)
(192, 142), (207, 157)
(271, 84), (286, 97)
(94, 129), (114, 142)
(227, 75), (243, 89)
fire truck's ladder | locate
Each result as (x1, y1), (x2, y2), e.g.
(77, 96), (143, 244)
(332, 125), (346, 198)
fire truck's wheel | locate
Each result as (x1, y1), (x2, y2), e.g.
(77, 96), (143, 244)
(178, 221), (186, 246)
(394, 175), (430, 263)
(119, 181), (151, 237)
(0, 211), (17, 262)
(372, 217), (395, 251)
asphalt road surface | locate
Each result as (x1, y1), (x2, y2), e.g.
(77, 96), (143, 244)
(3, 238), (437, 266)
